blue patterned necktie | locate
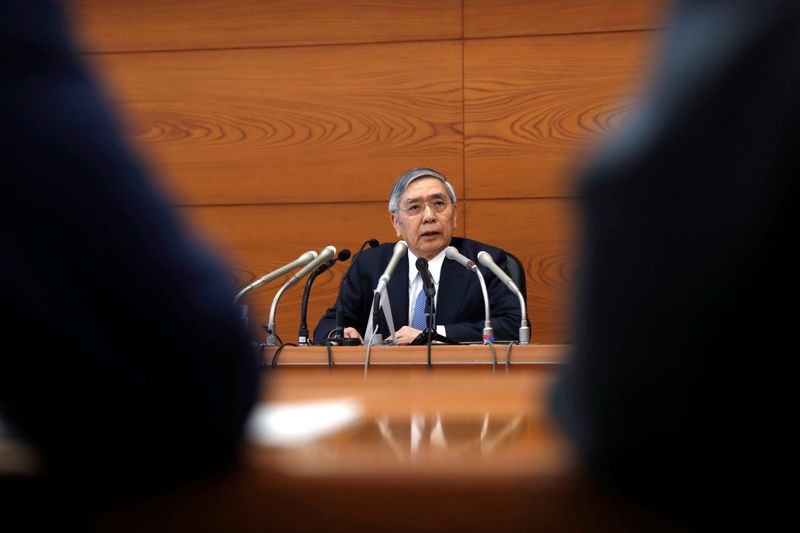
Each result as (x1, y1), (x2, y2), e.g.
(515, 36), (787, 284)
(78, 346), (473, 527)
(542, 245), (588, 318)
(411, 287), (429, 330)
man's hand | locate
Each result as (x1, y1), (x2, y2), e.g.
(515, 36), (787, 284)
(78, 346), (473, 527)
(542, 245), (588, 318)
(343, 327), (363, 342)
(394, 325), (423, 344)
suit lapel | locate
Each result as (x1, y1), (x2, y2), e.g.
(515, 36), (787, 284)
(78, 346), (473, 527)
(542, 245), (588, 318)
(437, 255), (471, 324)
(387, 255), (409, 328)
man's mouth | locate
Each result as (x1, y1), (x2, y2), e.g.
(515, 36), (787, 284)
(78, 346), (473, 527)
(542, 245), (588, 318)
(420, 231), (440, 239)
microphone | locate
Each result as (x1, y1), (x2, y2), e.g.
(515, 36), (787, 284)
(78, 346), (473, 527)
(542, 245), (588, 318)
(444, 246), (477, 272)
(298, 249), (351, 345)
(332, 238), (380, 344)
(367, 240), (407, 345)
(415, 257), (437, 367)
(415, 257), (436, 298)
(477, 251), (530, 344)
(233, 250), (317, 304)
(265, 246), (336, 346)
(445, 246), (494, 343)
(374, 240), (408, 295)
(290, 246), (337, 282)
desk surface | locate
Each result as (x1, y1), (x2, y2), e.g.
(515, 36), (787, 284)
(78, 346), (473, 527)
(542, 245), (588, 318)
(1, 345), (681, 532)
(263, 342), (568, 368)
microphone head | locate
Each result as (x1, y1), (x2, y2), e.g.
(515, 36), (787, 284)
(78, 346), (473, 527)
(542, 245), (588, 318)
(299, 250), (319, 263)
(337, 249), (352, 262)
(375, 241), (408, 292)
(478, 250), (515, 287)
(320, 245), (336, 260)
(415, 256), (429, 271)
(294, 246), (336, 280)
(366, 239), (379, 248)
(476, 250), (492, 266)
(445, 246), (476, 271)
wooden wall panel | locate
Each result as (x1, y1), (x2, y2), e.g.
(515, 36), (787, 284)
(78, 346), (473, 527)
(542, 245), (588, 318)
(88, 41), (463, 206)
(464, 0), (666, 38)
(64, 1), (663, 348)
(179, 203), (467, 344)
(67, 0), (462, 53)
(464, 199), (578, 344)
(464, 31), (655, 200)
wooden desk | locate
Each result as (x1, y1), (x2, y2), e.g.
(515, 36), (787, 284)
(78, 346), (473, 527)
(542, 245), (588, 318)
(262, 343), (568, 369)
(1, 345), (681, 531)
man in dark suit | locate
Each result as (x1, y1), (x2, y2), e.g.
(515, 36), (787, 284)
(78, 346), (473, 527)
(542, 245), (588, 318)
(313, 168), (522, 344)
(0, 0), (258, 494)
(550, 0), (797, 527)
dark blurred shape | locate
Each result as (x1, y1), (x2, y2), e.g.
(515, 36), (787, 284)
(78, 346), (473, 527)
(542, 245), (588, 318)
(551, 0), (798, 528)
(0, 0), (259, 494)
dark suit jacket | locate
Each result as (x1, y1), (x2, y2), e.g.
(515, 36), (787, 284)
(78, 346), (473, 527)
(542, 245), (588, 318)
(313, 237), (523, 343)
(0, 1), (258, 491)
(550, 0), (798, 526)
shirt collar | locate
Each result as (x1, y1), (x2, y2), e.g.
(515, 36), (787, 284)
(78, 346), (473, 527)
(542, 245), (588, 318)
(407, 247), (446, 286)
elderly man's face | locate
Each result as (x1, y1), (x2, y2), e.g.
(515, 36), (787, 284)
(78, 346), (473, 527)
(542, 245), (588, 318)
(390, 177), (457, 260)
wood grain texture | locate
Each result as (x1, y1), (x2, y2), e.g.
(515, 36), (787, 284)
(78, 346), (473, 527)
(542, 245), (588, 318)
(264, 344), (567, 366)
(63, 1), (654, 348)
(87, 40), (463, 206)
(464, 31), (656, 199)
(67, 0), (462, 53)
(464, 0), (666, 38)
(464, 198), (578, 345)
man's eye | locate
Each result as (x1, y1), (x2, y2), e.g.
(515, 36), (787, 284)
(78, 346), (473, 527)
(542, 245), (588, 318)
(407, 205), (421, 214)
(433, 201), (446, 209)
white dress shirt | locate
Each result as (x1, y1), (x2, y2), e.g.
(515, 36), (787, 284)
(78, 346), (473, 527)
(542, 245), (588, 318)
(406, 248), (447, 336)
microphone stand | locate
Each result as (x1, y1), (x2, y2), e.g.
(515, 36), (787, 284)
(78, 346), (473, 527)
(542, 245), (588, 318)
(474, 268), (495, 343)
(298, 260), (333, 345)
(368, 290), (384, 345)
(410, 327), (457, 346)
(425, 288), (435, 368)
(410, 290), (458, 349)
(409, 282), (458, 349)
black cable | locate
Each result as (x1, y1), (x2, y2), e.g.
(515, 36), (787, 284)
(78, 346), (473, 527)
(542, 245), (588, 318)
(325, 341), (334, 370)
(257, 343), (267, 368)
(299, 249), (351, 345)
(271, 342), (297, 368)
(505, 341), (518, 376)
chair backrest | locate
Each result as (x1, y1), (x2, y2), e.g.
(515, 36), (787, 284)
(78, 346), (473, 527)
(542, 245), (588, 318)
(504, 250), (527, 305)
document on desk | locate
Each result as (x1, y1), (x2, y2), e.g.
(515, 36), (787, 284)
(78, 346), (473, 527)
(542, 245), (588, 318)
(247, 398), (364, 447)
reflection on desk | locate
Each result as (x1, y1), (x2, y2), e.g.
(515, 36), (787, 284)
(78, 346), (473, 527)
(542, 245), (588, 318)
(1, 346), (684, 532)
(256, 370), (567, 481)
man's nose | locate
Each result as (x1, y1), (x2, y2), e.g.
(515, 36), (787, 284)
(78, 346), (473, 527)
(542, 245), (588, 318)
(421, 203), (436, 220)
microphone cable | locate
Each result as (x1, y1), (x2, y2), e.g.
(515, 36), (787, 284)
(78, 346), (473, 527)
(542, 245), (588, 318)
(298, 249), (351, 344)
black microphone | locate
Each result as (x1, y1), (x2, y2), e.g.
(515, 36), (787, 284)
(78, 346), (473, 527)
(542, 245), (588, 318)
(298, 249), (351, 345)
(415, 257), (436, 298)
(415, 257), (437, 367)
(333, 239), (379, 343)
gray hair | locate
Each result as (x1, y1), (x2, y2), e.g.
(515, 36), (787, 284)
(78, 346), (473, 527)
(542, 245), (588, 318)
(388, 167), (457, 213)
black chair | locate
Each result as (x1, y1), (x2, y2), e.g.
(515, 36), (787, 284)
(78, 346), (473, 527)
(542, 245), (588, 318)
(503, 250), (527, 304)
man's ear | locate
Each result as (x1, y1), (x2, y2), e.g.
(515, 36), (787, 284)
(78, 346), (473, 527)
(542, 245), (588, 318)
(390, 213), (402, 237)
